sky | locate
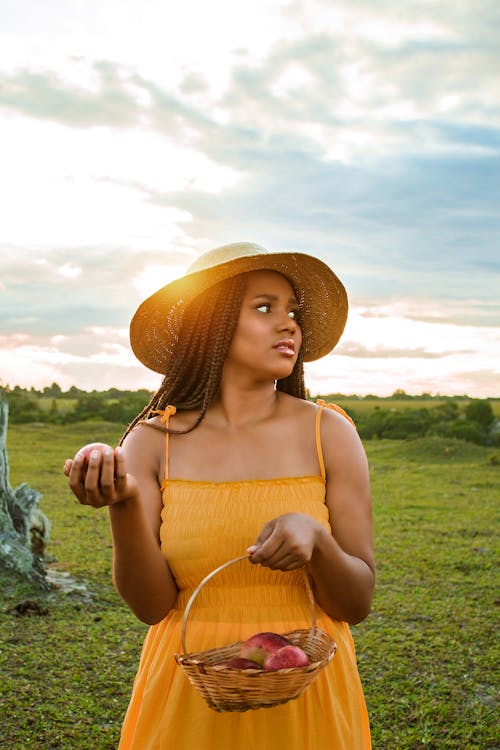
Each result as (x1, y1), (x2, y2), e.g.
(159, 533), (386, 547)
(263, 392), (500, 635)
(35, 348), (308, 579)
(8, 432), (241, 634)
(1, 0), (499, 398)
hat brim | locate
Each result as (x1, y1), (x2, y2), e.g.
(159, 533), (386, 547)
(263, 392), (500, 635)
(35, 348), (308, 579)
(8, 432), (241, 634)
(130, 251), (348, 374)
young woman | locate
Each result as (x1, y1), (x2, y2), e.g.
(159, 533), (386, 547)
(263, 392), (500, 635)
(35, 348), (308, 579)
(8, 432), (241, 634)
(64, 242), (375, 749)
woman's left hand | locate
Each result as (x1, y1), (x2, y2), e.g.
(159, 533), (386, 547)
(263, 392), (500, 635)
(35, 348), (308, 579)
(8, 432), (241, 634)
(247, 513), (322, 571)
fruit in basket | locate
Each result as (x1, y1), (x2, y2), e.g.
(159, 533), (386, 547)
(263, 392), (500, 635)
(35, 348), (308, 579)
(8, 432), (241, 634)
(240, 632), (292, 666)
(263, 644), (310, 671)
(215, 657), (261, 670)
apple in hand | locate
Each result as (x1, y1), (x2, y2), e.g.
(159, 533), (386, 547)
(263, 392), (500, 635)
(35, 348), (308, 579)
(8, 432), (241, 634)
(78, 443), (112, 466)
(215, 657), (261, 670)
(78, 442), (112, 475)
(80, 442), (111, 460)
(263, 645), (310, 671)
(240, 632), (292, 667)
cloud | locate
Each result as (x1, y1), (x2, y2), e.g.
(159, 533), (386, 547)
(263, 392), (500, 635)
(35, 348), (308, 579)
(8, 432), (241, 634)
(0, 62), (140, 128)
(3, 5), (500, 157)
(336, 343), (473, 359)
(0, 340), (160, 392)
(0, 245), (194, 336)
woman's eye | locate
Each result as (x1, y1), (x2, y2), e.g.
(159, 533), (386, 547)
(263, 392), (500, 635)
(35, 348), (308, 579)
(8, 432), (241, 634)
(288, 310), (299, 320)
(256, 304), (271, 313)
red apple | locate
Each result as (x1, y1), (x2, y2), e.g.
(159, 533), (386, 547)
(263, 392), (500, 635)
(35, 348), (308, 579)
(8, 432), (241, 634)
(80, 442), (111, 461)
(215, 657), (261, 670)
(78, 442), (112, 475)
(240, 632), (292, 666)
(263, 644), (310, 671)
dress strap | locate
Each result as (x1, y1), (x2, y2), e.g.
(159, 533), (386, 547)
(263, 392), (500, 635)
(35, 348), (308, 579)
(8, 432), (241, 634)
(315, 404), (327, 481)
(149, 405), (177, 482)
(315, 399), (356, 481)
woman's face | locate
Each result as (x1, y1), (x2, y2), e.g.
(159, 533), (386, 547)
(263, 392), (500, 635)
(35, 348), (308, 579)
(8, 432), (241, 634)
(224, 270), (302, 383)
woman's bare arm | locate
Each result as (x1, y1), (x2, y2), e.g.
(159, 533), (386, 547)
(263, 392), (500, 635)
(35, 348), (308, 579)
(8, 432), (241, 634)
(65, 425), (177, 624)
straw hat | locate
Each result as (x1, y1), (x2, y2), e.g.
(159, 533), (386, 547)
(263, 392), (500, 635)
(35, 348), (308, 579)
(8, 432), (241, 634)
(130, 242), (348, 374)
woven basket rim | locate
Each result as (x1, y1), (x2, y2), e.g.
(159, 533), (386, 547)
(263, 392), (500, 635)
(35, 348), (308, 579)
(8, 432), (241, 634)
(176, 626), (336, 669)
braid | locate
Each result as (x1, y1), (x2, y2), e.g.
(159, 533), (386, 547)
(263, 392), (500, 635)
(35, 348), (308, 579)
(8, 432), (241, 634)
(276, 353), (306, 399)
(120, 275), (246, 443)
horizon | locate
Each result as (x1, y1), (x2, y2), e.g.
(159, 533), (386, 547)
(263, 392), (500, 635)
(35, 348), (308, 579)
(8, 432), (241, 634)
(1, 1), (499, 398)
(2, 382), (498, 402)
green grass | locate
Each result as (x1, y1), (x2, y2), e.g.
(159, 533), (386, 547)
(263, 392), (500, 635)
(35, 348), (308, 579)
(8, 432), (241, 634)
(355, 437), (499, 749)
(1, 424), (499, 749)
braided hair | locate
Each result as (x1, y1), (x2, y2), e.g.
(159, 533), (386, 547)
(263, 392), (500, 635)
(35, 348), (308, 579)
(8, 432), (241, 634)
(120, 272), (306, 443)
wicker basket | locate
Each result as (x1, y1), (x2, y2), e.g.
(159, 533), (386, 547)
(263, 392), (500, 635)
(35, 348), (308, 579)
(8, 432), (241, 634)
(175, 554), (337, 712)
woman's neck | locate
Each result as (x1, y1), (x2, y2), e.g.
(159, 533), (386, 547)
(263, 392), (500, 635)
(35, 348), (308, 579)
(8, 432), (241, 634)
(209, 383), (281, 427)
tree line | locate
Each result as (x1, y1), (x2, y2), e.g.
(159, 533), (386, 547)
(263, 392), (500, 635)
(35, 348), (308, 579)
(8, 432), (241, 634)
(348, 399), (498, 446)
(2, 385), (499, 447)
(3, 385), (152, 427)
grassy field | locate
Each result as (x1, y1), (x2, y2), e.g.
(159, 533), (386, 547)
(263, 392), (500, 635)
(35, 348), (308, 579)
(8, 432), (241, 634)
(1, 422), (499, 749)
(320, 395), (500, 419)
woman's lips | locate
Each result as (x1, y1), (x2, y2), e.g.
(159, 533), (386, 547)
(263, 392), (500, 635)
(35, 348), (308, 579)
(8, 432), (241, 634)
(273, 339), (295, 356)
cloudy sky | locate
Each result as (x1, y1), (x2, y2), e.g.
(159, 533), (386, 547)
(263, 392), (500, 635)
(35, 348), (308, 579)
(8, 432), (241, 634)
(1, 0), (499, 397)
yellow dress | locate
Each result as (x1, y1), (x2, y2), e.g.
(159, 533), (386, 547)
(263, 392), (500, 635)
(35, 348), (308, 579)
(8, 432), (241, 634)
(118, 404), (371, 749)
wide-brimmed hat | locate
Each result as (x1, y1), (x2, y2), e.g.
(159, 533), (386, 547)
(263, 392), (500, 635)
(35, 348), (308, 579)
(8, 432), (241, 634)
(130, 242), (348, 373)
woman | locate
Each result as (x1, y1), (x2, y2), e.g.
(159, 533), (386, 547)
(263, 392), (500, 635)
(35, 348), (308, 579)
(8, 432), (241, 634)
(64, 241), (375, 749)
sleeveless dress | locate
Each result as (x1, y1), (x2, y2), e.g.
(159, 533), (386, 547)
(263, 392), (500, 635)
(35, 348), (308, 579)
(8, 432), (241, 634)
(118, 403), (371, 749)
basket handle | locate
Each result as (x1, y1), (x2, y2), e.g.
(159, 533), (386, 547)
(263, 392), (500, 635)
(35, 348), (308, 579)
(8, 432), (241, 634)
(180, 554), (317, 656)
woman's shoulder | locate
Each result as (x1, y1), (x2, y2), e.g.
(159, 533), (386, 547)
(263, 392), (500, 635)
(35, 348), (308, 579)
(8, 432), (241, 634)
(277, 392), (316, 415)
(124, 416), (168, 451)
(278, 393), (352, 424)
(316, 399), (356, 428)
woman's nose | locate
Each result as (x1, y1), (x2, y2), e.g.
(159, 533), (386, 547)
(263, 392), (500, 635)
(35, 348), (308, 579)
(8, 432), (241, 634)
(277, 312), (297, 332)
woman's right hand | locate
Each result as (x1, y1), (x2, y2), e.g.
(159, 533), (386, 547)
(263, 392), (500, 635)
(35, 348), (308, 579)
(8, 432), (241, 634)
(63, 446), (139, 508)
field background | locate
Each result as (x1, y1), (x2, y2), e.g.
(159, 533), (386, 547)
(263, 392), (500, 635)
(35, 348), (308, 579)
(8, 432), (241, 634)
(1, 417), (499, 750)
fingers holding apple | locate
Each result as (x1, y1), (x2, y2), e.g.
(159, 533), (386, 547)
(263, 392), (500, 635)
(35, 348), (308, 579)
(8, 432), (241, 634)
(65, 442), (136, 508)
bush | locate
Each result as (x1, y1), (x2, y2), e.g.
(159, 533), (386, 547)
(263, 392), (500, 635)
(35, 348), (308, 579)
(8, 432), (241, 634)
(464, 399), (495, 429)
(5, 392), (44, 423)
(358, 408), (431, 440)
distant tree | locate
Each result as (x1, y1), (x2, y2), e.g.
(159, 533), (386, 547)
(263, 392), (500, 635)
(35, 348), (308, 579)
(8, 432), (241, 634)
(464, 400), (495, 429)
(42, 382), (62, 397)
(358, 407), (432, 441)
(430, 401), (460, 423)
(391, 389), (412, 400)
(357, 408), (392, 440)
(104, 388), (125, 399)
(65, 385), (83, 398)
(70, 393), (107, 421)
(46, 399), (62, 423)
(103, 392), (151, 424)
(8, 392), (43, 424)
(385, 409), (430, 439)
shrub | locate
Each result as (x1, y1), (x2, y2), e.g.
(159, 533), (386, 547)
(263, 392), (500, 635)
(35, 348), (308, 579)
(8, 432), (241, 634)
(464, 399), (495, 429)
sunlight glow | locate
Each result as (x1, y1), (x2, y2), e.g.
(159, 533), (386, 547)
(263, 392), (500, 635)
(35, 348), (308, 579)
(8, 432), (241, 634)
(132, 263), (190, 298)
